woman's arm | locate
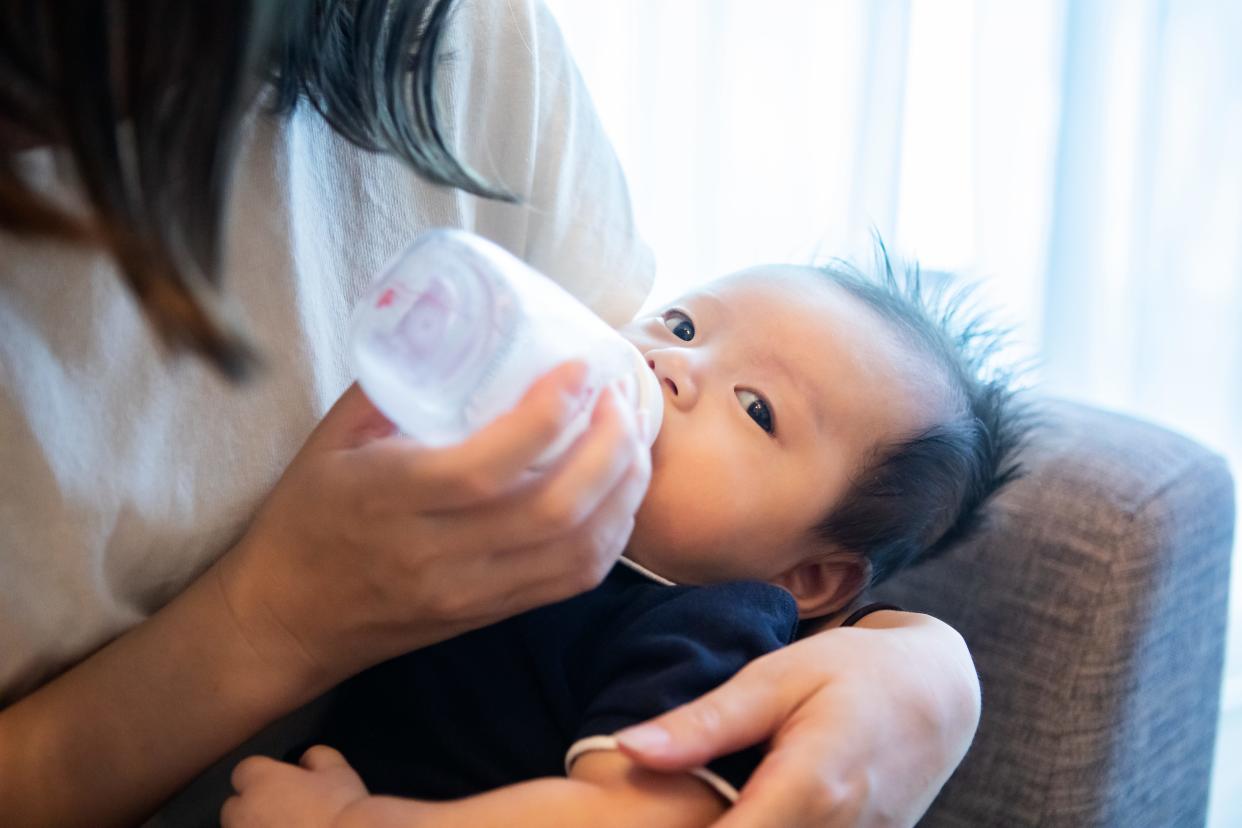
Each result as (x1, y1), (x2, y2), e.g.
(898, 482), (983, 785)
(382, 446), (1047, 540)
(0, 562), (327, 828)
(0, 372), (650, 828)
(616, 611), (980, 828)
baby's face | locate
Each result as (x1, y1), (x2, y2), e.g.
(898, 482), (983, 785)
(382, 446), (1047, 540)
(618, 266), (944, 587)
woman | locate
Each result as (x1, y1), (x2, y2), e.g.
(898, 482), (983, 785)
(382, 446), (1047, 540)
(0, 1), (981, 826)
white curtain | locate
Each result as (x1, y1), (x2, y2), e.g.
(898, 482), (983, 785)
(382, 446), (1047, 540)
(545, 1), (1242, 823)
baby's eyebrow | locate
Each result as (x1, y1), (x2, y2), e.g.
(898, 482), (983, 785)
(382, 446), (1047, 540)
(689, 290), (728, 319)
(763, 354), (828, 438)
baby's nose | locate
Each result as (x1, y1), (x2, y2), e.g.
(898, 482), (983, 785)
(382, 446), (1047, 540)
(646, 352), (698, 410)
(648, 359), (678, 396)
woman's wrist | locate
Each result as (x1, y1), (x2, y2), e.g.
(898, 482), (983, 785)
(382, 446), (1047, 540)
(210, 540), (341, 702)
(818, 610), (981, 781)
(824, 611), (980, 819)
(849, 606), (925, 631)
(860, 611), (981, 758)
(0, 550), (327, 828)
(840, 602), (904, 628)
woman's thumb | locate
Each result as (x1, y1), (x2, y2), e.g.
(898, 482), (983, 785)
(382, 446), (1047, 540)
(305, 383), (396, 451)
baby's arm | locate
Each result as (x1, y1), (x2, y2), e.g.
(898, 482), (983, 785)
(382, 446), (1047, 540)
(225, 746), (725, 828)
(340, 751), (725, 828)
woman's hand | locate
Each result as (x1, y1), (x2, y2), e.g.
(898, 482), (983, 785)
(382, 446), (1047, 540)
(222, 746), (368, 828)
(215, 361), (651, 695)
(615, 612), (980, 828)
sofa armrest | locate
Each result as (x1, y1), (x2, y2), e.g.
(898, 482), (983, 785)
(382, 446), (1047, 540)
(875, 398), (1235, 827)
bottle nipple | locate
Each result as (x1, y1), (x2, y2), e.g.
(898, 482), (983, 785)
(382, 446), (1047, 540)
(621, 341), (664, 448)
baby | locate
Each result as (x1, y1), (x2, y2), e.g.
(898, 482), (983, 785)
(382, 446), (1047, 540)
(224, 252), (1026, 826)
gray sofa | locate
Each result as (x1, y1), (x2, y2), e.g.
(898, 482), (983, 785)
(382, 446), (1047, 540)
(875, 399), (1235, 827)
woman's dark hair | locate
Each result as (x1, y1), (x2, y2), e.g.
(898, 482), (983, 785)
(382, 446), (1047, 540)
(811, 242), (1033, 586)
(0, 0), (508, 379)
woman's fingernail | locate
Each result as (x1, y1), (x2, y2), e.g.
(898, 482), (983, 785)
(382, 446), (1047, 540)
(562, 361), (589, 395)
(635, 409), (651, 442)
(615, 724), (670, 753)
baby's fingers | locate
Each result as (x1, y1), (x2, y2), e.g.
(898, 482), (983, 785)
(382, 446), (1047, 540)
(299, 745), (351, 772)
(230, 755), (283, 793)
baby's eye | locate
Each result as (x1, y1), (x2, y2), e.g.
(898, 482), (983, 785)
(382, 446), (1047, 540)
(662, 310), (695, 341)
(737, 389), (775, 434)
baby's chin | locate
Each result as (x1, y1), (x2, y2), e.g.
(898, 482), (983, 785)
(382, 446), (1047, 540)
(621, 529), (693, 584)
(624, 497), (723, 584)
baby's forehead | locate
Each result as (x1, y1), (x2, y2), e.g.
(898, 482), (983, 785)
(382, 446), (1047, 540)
(708, 264), (824, 293)
(675, 265), (834, 316)
(685, 264), (957, 431)
(685, 265), (871, 328)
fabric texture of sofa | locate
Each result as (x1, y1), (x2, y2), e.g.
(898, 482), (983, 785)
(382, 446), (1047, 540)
(875, 398), (1236, 827)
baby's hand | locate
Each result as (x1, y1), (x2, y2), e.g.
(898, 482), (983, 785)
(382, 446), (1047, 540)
(222, 746), (369, 828)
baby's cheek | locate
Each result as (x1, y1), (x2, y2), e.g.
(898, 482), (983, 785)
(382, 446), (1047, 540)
(632, 489), (728, 557)
(626, 445), (758, 572)
(627, 493), (679, 557)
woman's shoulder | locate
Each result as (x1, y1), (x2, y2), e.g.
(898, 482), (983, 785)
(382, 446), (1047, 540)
(436, 0), (656, 325)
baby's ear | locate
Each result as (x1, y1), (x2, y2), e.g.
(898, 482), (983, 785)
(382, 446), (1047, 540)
(771, 553), (869, 619)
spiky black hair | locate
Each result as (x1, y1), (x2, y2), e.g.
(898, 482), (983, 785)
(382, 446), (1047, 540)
(811, 239), (1034, 587)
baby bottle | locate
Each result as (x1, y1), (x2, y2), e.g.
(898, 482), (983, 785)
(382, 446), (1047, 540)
(350, 229), (663, 467)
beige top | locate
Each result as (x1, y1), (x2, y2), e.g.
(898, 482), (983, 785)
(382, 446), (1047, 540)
(0, 0), (653, 704)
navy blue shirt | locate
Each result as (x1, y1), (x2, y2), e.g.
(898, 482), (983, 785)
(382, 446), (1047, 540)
(317, 561), (800, 800)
